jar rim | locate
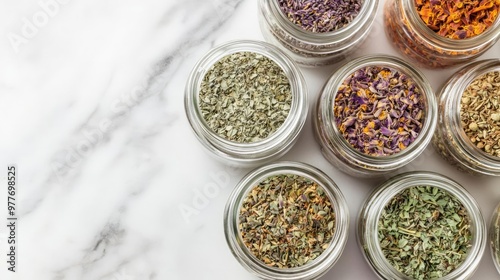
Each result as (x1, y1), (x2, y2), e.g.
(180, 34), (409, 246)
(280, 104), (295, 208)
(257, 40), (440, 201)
(184, 40), (308, 164)
(358, 171), (487, 279)
(224, 161), (349, 280)
(441, 59), (500, 174)
(402, 0), (500, 50)
(317, 55), (437, 171)
(263, 0), (379, 45)
(489, 202), (500, 275)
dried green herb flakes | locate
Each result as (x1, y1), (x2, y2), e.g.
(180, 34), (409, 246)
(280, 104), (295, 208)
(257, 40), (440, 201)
(239, 174), (335, 268)
(378, 186), (472, 279)
(199, 52), (292, 143)
(460, 71), (500, 157)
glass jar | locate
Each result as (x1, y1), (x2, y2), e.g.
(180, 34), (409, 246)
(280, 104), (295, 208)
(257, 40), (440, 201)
(490, 202), (500, 275)
(258, 0), (379, 66)
(314, 55), (437, 177)
(224, 161), (349, 280)
(185, 40), (308, 167)
(384, 0), (500, 69)
(433, 59), (500, 176)
(358, 171), (487, 279)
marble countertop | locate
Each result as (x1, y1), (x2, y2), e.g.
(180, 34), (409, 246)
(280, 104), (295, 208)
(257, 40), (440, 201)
(2, 0), (500, 279)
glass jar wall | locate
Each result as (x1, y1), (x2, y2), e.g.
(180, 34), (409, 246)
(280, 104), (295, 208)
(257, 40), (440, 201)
(384, 0), (500, 68)
(185, 40), (308, 167)
(433, 59), (500, 176)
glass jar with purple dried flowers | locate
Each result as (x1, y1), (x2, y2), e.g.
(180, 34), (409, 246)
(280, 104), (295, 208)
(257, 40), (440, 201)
(314, 55), (437, 177)
(258, 0), (379, 66)
(384, 0), (500, 68)
(433, 59), (500, 176)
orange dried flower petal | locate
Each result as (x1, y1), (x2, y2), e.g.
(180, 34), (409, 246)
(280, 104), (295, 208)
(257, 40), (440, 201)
(415, 0), (500, 39)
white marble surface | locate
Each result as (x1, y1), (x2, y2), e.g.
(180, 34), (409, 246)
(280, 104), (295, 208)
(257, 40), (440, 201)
(1, 0), (500, 279)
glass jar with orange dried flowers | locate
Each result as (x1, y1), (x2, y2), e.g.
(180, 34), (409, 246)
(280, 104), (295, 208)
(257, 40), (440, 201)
(384, 0), (500, 68)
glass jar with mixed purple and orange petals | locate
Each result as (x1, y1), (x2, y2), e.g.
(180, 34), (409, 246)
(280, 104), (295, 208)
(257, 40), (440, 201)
(314, 55), (437, 177)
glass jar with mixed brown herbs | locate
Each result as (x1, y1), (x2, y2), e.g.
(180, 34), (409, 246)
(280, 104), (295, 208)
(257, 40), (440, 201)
(358, 171), (486, 279)
(258, 0), (379, 66)
(433, 59), (500, 176)
(314, 55), (437, 177)
(224, 161), (349, 280)
(384, 0), (500, 68)
(185, 40), (308, 167)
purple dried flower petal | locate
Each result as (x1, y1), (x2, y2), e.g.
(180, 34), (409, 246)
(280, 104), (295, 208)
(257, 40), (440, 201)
(380, 126), (393, 136)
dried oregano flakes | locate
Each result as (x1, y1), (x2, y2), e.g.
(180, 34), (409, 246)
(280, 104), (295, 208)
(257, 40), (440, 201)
(198, 51), (292, 143)
(378, 186), (472, 279)
(238, 174), (335, 268)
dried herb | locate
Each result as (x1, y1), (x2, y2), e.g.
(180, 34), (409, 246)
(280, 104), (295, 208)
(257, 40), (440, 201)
(492, 204), (500, 270)
(277, 0), (363, 33)
(378, 186), (472, 279)
(239, 174), (335, 268)
(199, 52), (292, 143)
(384, 0), (492, 69)
(334, 66), (424, 156)
(415, 0), (500, 39)
(461, 71), (500, 157)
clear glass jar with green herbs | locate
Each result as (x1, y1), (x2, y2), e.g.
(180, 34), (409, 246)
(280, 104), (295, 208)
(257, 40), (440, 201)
(314, 55), (437, 177)
(224, 161), (349, 280)
(258, 0), (379, 66)
(433, 59), (500, 176)
(490, 202), (500, 275)
(185, 40), (308, 167)
(358, 171), (486, 280)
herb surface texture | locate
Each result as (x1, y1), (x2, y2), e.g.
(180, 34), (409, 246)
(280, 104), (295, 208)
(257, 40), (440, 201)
(334, 66), (424, 156)
(277, 0), (363, 33)
(415, 0), (500, 39)
(239, 174), (335, 268)
(199, 52), (292, 143)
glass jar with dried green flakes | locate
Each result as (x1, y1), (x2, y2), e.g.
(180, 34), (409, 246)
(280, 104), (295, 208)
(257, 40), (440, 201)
(358, 171), (487, 280)
(185, 40), (308, 166)
(433, 59), (500, 176)
(314, 55), (437, 177)
(258, 0), (379, 66)
(490, 202), (500, 275)
(224, 161), (349, 280)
